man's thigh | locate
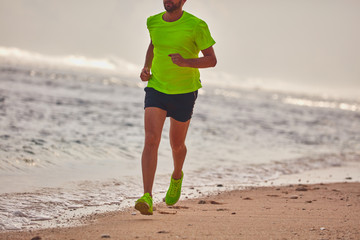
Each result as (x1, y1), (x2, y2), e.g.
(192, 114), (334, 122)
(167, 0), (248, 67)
(169, 117), (190, 147)
(144, 107), (167, 143)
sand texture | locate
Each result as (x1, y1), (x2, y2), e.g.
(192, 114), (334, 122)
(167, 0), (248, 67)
(1, 182), (359, 240)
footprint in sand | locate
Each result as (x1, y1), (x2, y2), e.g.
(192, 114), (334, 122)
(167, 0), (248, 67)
(168, 205), (190, 209)
(157, 205), (190, 214)
(197, 200), (224, 205)
(216, 208), (229, 211)
(158, 210), (177, 215)
(267, 194), (280, 197)
(243, 197), (253, 200)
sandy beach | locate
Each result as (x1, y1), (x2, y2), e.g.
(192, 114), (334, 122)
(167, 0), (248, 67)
(1, 1), (360, 239)
(1, 45), (360, 240)
(1, 180), (359, 240)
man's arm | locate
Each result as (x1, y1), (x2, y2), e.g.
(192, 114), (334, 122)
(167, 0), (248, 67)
(140, 41), (154, 82)
(168, 46), (217, 68)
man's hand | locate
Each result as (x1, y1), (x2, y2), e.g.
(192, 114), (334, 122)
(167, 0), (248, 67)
(168, 47), (217, 69)
(168, 53), (188, 67)
(140, 67), (151, 82)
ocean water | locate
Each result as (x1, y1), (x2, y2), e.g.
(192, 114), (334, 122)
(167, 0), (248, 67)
(1, 47), (360, 231)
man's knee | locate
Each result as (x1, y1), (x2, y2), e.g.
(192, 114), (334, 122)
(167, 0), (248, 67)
(144, 132), (161, 149)
(171, 141), (186, 153)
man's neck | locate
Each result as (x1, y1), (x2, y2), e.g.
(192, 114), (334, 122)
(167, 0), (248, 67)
(163, 9), (184, 22)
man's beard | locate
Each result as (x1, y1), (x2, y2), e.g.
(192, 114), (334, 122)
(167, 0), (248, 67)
(164, 1), (182, 13)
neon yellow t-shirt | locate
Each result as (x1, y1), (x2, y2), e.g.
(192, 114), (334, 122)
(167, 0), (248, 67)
(147, 11), (216, 94)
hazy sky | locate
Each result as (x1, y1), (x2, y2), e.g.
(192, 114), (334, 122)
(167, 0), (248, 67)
(1, 0), (359, 97)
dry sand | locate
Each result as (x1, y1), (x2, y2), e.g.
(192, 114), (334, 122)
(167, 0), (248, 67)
(1, 182), (359, 240)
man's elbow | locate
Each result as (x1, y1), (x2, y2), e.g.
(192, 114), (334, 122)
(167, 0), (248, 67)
(211, 57), (217, 67)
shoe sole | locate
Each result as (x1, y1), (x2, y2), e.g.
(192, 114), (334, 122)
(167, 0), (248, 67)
(165, 198), (179, 206)
(135, 202), (153, 215)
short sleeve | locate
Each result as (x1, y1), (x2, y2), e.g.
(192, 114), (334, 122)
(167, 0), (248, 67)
(195, 20), (216, 51)
(146, 16), (152, 30)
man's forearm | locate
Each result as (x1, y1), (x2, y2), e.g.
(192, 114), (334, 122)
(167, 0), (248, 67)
(144, 42), (154, 68)
(140, 41), (154, 82)
(169, 46), (217, 69)
(184, 55), (217, 68)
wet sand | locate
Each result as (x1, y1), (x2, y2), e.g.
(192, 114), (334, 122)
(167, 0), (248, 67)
(1, 182), (359, 240)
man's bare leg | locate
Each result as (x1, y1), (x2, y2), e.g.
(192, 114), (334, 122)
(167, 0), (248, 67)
(142, 107), (167, 196)
(169, 117), (191, 180)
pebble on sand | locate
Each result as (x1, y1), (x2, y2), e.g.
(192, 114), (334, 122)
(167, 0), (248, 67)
(296, 187), (308, 191)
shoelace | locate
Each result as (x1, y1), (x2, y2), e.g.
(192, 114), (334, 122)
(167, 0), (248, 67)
(144, 194), (152, 203)
(169, 180), (180, 197)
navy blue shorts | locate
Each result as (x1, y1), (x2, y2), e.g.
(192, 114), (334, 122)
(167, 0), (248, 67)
(144, 87), (198, 122)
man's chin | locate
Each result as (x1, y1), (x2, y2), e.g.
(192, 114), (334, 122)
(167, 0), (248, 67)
(164, 2), (181, 12)
(164, 3), (172, 10)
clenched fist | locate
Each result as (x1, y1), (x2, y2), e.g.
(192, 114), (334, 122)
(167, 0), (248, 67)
(140, 67), (151, 82)
(168, 53), (189, 67)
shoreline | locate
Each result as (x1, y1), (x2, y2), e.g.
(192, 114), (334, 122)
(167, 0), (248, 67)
(264, 160), (360, 186)
(1, 161), (359, 239)
(1, 181), (359, 240)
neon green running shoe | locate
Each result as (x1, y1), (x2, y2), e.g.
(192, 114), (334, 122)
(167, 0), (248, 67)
(135, 193), (153, 215)
(165, 171), (184, 206)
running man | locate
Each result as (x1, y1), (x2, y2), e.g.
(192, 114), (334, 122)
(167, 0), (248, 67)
(135, 0), (217, 215)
